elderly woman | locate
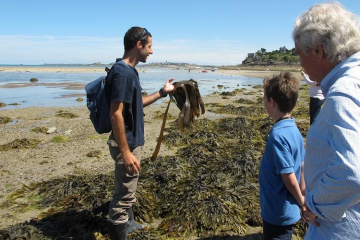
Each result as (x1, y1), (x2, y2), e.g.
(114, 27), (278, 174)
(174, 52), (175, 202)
(293, 2), (360, 240)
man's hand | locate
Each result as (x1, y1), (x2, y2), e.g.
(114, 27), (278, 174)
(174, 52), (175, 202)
(163, 78), (175, 94)
(122, 151), (141, 174)
(302, 204), (319, 227)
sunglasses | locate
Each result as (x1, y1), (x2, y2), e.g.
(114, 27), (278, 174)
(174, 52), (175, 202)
(138, 28), (150, 40)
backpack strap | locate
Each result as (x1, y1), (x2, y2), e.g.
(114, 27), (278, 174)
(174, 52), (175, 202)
(151, 95), (173, 161)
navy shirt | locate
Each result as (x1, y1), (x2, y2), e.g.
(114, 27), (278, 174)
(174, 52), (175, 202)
(106, 59), (144, 148)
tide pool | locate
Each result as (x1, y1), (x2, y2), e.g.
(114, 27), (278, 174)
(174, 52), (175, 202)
(0, 66), (262, 109)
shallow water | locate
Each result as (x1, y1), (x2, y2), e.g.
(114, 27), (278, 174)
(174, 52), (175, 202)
(0, 66), (262, 109)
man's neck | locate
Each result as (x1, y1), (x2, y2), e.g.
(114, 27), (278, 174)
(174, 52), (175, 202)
(122, 53), (138, 67)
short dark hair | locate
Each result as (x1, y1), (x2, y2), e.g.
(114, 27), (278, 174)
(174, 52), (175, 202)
(263, 71), (300, 113)
(124, 27), (152, 51)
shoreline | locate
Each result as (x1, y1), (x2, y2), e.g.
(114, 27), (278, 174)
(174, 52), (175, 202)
(0, 65), (303, 80)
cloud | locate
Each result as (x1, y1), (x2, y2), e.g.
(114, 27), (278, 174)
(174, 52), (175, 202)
(0, 35), (253, 65)
(151, 38), (251, 65)
(0, 35), (122, 64)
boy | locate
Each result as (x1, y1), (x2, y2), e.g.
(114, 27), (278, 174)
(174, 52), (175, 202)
(259, 72), (305, 240)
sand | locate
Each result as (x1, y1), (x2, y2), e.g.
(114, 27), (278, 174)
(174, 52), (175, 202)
(0, 66), (304, 239)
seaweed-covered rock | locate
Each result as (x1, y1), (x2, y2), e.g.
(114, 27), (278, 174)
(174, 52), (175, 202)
(86, 150), (102, 158)
(0, 116), (11, 124)
(0, 138), (41, 151)
(234, 98), (255, 104)
(31, 126), (48, 133)
(30, 78), (38, 82)
(55, 110), (78, 119)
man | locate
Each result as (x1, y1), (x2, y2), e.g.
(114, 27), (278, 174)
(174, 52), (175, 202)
(106, 27), (174, 240)
(293, 2), (360, 239)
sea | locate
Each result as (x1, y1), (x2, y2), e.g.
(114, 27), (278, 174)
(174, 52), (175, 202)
(0, 65), (263, 110)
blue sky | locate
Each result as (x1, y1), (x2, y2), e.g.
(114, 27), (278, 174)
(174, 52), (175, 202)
(1, 0), (359, 66)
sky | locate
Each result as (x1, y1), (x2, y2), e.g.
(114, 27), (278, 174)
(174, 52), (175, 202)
(1, 0), (360, 66)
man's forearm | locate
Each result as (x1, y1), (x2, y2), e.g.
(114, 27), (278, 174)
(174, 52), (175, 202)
(143, 90), (164, 107)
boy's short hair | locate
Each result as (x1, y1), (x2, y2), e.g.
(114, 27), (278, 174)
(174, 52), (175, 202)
(263, 71), (300, 113)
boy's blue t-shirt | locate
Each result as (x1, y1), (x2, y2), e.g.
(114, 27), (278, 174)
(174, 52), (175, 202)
(259, 118), (305, 226)
(106, 59), (144, 148)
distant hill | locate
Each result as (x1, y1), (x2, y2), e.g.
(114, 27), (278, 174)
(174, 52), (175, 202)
(242, 46), (300, 66)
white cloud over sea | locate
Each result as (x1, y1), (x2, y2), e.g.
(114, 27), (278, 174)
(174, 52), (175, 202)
(0, 35), (252, 65)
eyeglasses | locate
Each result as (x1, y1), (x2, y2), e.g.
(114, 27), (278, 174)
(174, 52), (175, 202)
(138, 28), (149, 40)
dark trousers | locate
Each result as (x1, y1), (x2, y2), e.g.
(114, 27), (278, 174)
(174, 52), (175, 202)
(262, 220), (294, 240)
(309, 97), (325, 125)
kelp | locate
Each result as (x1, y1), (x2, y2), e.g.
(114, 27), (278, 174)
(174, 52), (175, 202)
(208, 104), (265, 117)
(234, 98), (255, 104)
(0, 174), (159, 240)
(1, 86), (309, 239)
(172, 79), (205, 132)
(143, 115), (264, 237)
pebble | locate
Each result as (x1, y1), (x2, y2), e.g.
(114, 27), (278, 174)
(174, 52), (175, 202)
(47, 127), (57, 134)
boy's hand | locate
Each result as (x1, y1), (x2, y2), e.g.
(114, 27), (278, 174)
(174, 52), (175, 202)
(302, 204), (319, 227)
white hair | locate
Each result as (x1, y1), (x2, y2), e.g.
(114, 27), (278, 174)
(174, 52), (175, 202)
(293, 1), (360, 62)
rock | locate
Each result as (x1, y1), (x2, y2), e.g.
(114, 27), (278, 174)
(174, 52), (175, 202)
(0, 117), (11, 124)
(76, 98), (83, 102)
(64, 130), (72, 136)
(55, 110), (78, 119)
(31, 127), (48, 133)
(86, 150), (102, 158)
(47, 127), (57, 134)
(0, 102), (6, 108)
(30, 78), (38, 83)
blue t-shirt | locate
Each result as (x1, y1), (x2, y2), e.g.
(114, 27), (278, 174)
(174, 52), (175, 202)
(259, 118), (305, 225)
(106, 59), (144, 148)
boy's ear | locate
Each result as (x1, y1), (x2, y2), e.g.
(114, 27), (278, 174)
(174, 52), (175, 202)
(269, 97), (277, 108)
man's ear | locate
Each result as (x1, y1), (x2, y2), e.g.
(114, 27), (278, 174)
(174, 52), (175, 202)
(136, 40), (143, 49)
(312, 44), (324, 62)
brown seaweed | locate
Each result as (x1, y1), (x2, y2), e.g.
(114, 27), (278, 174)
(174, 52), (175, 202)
(172, 79), (205, 132)
(0, 84), (310, 239)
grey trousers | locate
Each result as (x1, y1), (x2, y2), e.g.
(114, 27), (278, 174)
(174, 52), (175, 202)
(108, 136), (142, 225)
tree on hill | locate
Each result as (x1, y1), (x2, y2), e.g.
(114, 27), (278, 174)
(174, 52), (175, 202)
(242, 47), (300, 65)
